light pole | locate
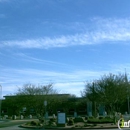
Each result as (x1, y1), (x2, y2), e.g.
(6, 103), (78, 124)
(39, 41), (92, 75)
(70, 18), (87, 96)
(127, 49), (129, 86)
(128, 96), (130, 114)
(0, 85), (2, 120)
(125, 70), (130, 114)
(44, 100), (47, 125)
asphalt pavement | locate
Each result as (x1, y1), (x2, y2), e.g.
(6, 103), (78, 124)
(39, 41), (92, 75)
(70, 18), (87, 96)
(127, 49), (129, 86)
(0, 118), (128, 130)
(0, 126), (120, 130)
(0, 119), (38, 129)
(0, 125), (30, 130)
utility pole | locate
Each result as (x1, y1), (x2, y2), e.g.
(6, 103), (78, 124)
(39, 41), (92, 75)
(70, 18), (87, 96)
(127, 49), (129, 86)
(125, 69), (130, 114)
(92, 82), (96, 117)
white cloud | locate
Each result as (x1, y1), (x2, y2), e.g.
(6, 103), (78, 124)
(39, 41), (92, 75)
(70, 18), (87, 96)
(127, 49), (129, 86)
(1, 18), (130, 49)
(0, 68), (102, 84)
(1, 63), (130, 97)
(0, 68), (105, 97)
(15, 53), (71, 68)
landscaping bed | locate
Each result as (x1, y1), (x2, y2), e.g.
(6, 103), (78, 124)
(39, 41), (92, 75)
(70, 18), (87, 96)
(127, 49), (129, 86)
(20, 116), (117, 129)
(87, 117), (114, 124)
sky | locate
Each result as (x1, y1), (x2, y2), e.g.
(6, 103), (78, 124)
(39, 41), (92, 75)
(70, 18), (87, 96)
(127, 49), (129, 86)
(1, 0), (130, 97)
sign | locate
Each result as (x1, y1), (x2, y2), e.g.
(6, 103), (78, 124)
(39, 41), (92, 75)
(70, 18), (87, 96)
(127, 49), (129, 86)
(44, 101), (47, 106)
(87, 101), (92, 116)
(74, 112), (77, 117)
(58, 113), (66, 124)
(99, 104), (105, 116)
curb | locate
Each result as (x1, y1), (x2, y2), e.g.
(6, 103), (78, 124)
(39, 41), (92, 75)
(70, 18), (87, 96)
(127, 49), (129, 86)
(20, 124), (118, 129)
(44, 127), (118, 129)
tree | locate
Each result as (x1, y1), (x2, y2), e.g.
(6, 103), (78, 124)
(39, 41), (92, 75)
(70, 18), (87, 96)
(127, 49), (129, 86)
(8, 83), (59, 116)
(16, 83), (58, 95)
(3, 83), (76, 117)
(81, 73), (129, 114)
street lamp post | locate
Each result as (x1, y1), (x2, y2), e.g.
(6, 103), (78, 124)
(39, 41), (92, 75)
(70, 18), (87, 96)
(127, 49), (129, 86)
(44, 101), (47, 125)
(128, 96), (130, 114)
(124, 70), (129, 114)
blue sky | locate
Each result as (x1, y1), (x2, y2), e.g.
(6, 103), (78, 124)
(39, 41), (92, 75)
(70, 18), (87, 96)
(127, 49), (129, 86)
(1, 0), (130, 97)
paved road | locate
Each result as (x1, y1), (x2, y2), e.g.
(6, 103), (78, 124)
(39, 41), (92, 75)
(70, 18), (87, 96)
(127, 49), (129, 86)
(0, 125), (33, 130)
(0, 119), (130, 130)
(0, 119), (38, 129)
(1, 125), (130, 130)
(0, 127), (122, 130)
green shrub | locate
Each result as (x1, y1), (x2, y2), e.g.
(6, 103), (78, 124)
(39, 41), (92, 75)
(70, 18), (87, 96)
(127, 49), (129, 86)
(74, 117), (85, 122)
(85, 116), (88, 120)
(75, 124), (78, 127)
(49, 117), (57, 126)
(30, 121), (39, 126)
(87, 118), (114, 123)
(105, 116), (112, 119)
(88, 116), (94, 119)
(39, 118), (44, 123)
(99, 116), (104, 119)
(6, 117), (11, 119)
(25, 122), (31, 126)
(50, 118), (56, 122)
(67, 117), (74, 126)
(49, 121), (56, 126)
(84, 123), (92, 127)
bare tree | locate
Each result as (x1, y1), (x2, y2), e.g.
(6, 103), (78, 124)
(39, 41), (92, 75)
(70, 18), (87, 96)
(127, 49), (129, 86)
(16, 83), (58, 95)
